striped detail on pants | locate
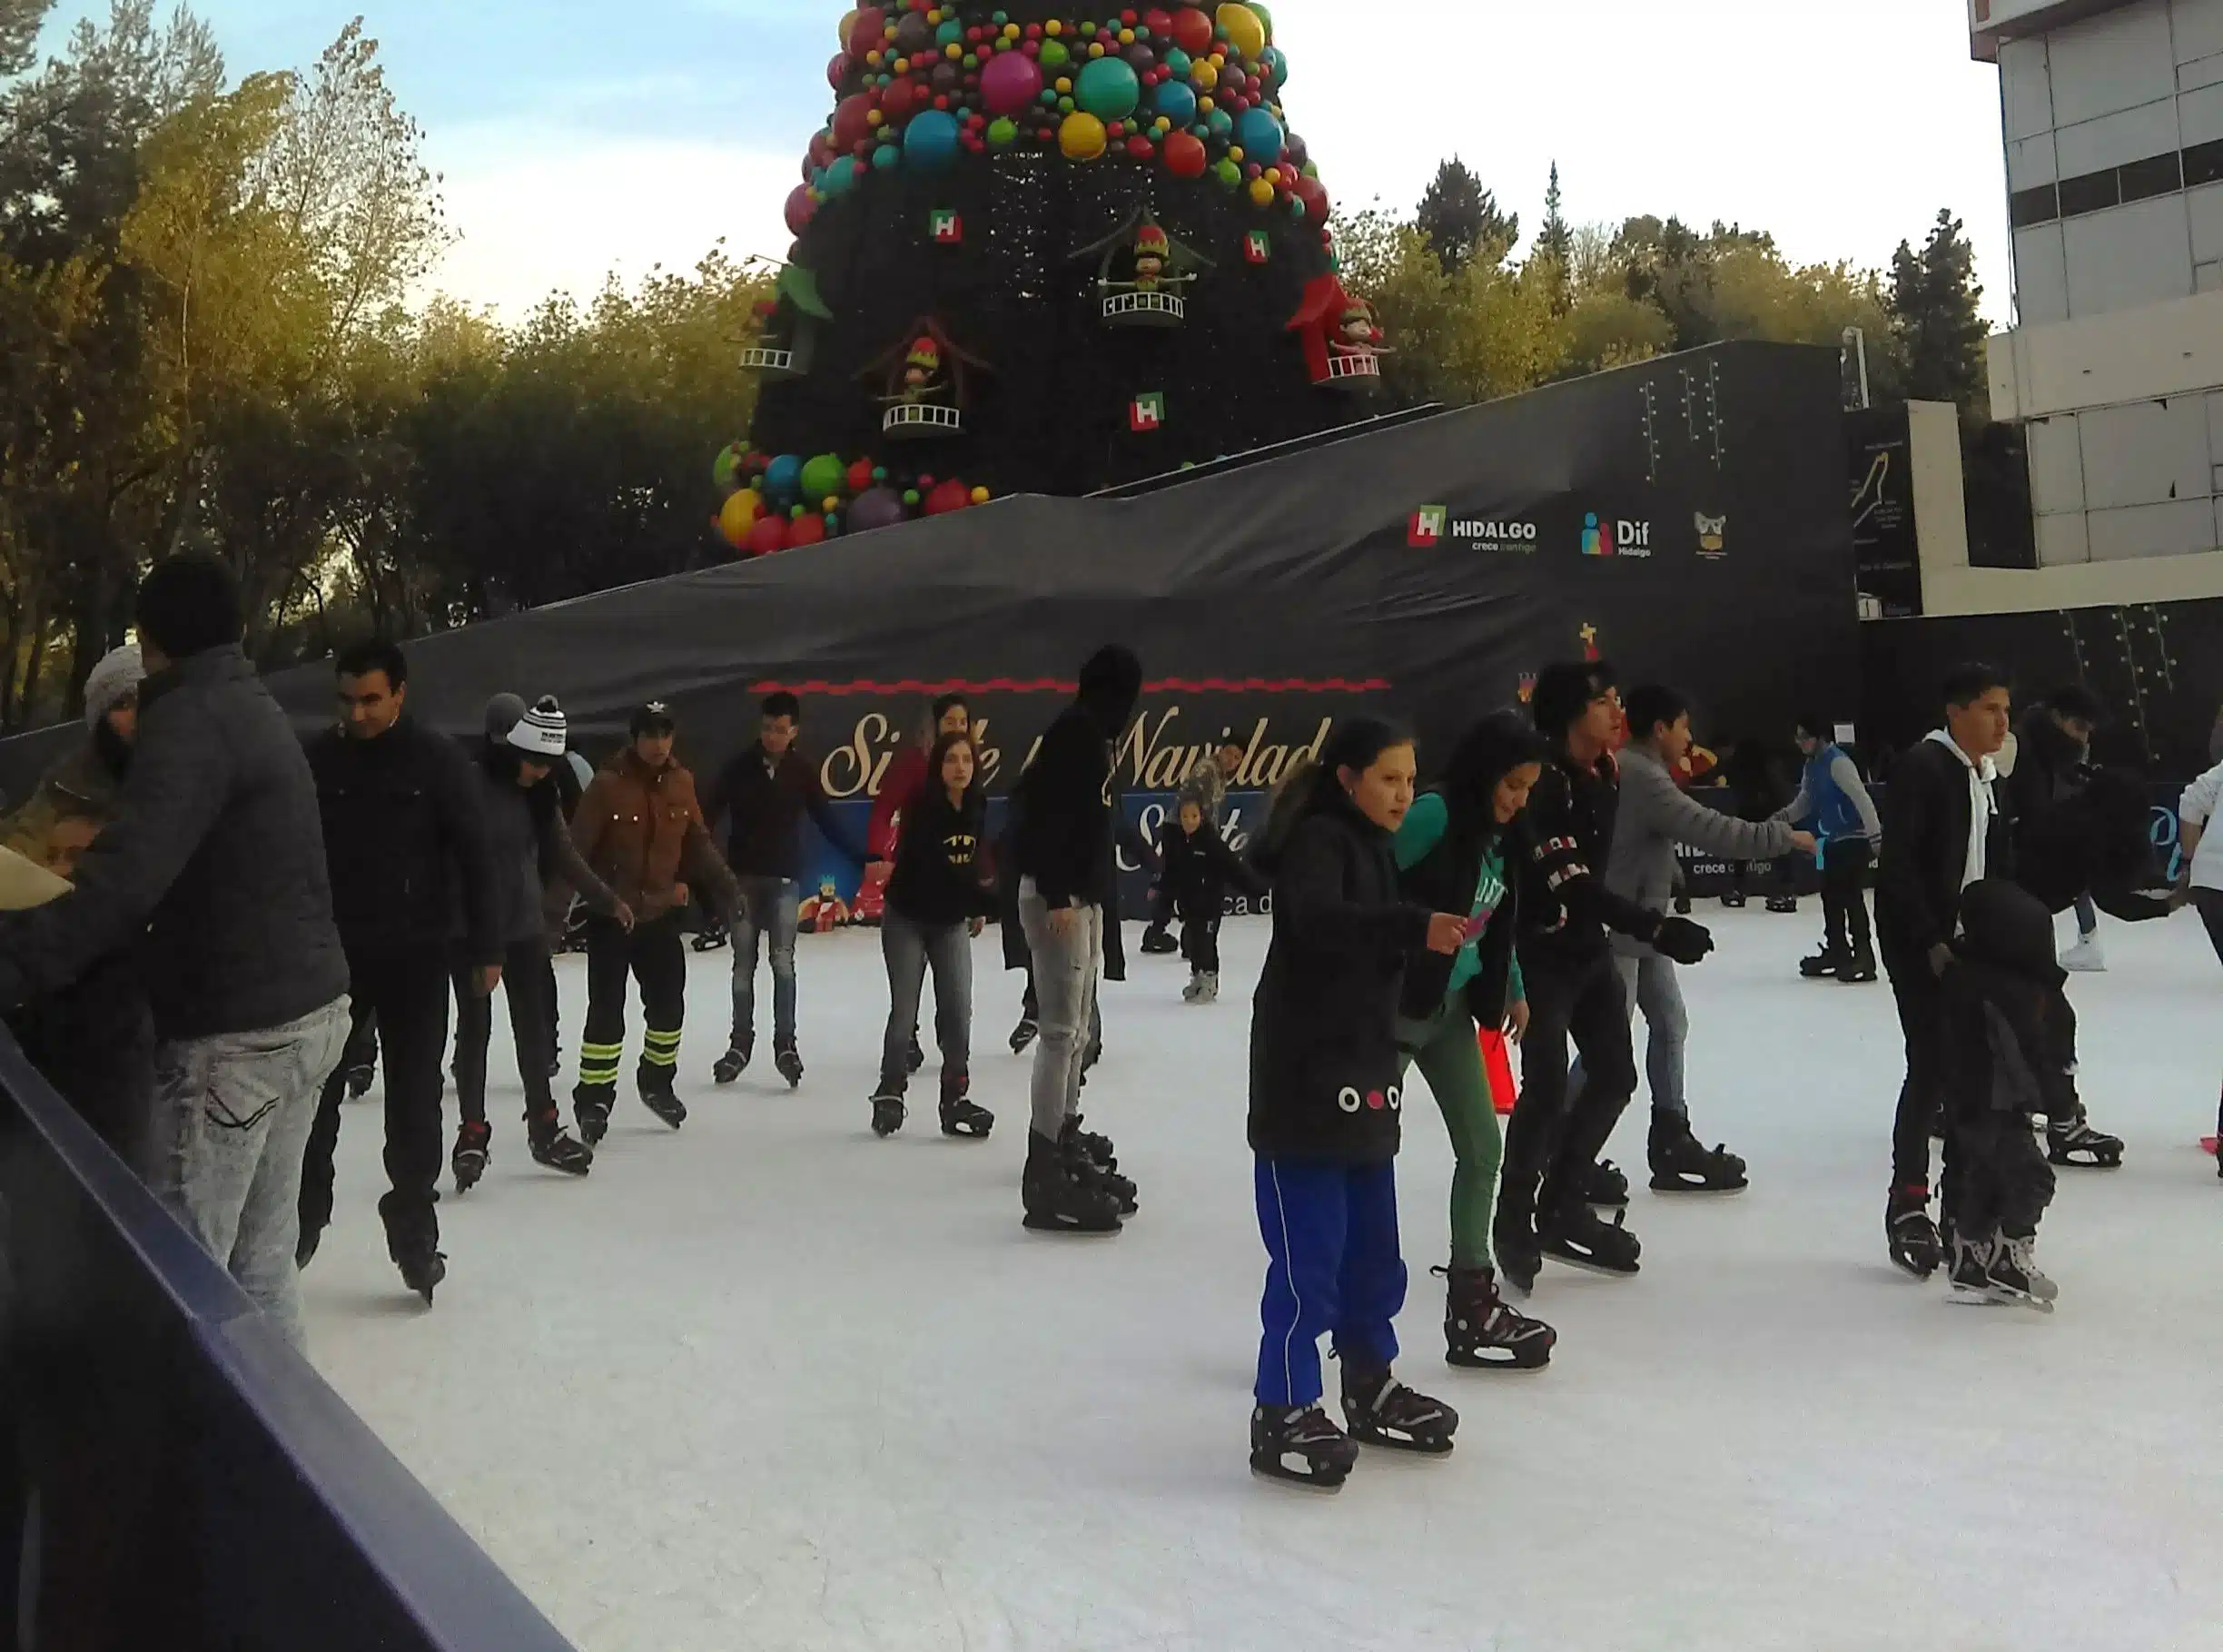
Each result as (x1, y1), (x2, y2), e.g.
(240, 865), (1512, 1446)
(578, 1041), (624, 1089)
(640, 1027), (683, 1071)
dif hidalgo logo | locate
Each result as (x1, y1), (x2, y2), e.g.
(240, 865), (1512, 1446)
(1579, 512), (1654, 559)
(1407, 505), (1538, 550)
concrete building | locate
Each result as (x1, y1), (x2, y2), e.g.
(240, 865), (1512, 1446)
(1972, 0), (2223, 612)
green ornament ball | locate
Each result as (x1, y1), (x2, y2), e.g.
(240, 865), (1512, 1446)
(903, 489), (922, 506)
(1213, 157), (1241, 187)
(988, 114), (1019, 146)
(873, 466), (889, 481)
(1040, 38), (1070, 68)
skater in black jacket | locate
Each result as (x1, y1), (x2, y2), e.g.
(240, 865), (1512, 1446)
(1245, 718), (1468, 1490)
(1498, 662), (1713, 1294)
(1161, 794), (1266, 1004)
(1937, 879), (2070, 1310)
(1875, 663), (2014, 1280)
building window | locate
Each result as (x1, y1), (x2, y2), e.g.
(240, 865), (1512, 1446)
(2054, 166), (2122, 218)
(2118, 151), (2184, 203)
(2010, 183), (2060, 227)
(2185, 136), (2223, 189)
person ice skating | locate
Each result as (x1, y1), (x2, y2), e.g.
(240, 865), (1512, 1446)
(1013, 645), (1142, 1233)
(1782, 716), (1882, 982)
(1246, 718), (1467, 1489)
(865, 692), (972, 1067)
(2172, 754), (2223, 1178)
(448, 695), (629, 1192)
(1142, 731), (1246, 955)
(703, 691), (869, 1088)
(1875, 663), (2015, 1281)
(870, 731), (997, 1140)
(1497, 662), (1715, 1293)
(1935, 879), (2068, 1311)
(299, 640), (503, 1301)
(1577, 685), (1810, 1194)
(2007, 687), (2106, 971)
(570, 703), (739, 1141)
(1389, 711), (1557, 1371)
(0, 556), (350, 1348)
(1160, 792), (1267, 1004)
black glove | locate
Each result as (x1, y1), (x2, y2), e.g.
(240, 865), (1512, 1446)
(1652, 915), (1715, 966)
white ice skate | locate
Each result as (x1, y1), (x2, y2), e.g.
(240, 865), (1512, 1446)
(2060, 935), (2105, 973)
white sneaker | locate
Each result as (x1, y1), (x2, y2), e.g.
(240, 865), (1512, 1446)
(2060, 936), (2105, 973)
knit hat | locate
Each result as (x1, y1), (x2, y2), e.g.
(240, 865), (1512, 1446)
(1136, 222), (1170, 258)
(483, 692), (527, 742)
(630, 700), (677, 737)
(509, 695), (568, 758)
(906, 337), (940, 371)
(83, 645), (145, 730)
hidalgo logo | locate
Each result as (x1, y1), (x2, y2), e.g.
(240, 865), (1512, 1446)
(1581, 513), (1653, 559)
(1695, 511), (1727, 559)
(1450, 517), (1537, 551)
(1408, 504), (1447, 548)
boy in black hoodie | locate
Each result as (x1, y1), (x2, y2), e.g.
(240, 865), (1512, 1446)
(1498, 662), (1712, 1293)
(1012, 645), (1142, 1235)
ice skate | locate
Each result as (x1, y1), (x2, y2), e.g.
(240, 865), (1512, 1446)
(1648, 1113), (1749, 1193)
(905, 1033), (924, 1074)
(690, 921), (729, 953)
(1197, 971), (1220, 1004)
(343, 1062), (376, 1099)
(1886, 1184), (1941, 1279)
(574, 1088), (613, 1147)
(2059, 935), (2105, 973)
(2047, 1111), (2123, 1169)
(1341, 1368), (1457, 1456)
(1492, 1203), (1543, 1297)
(1182, 971), (1210, 1004)
(1839, 950), (1879, 984)
(1021, 1131), (1122, 1235)
(1764, 894), (1800, 915)
(528, 1115), (594, 1175)
(1249, 1403), (1357, 1491)
(639, 1073), (687, 1131)
(1139, 924), (1179, 955)
(395, 1245), (447, 1306)
(1538, 1201), (1642, 1278)
(712, 1044), (751, 1084)
(1008, 1015), (1037, 1054)
(1799, 948), (1843, 980)
(1581, 1159), (1630, 1209)
(1435, 1263), (1556, 1370)
(1063, 1128), (1137, 1214)
(295, 1224), (323, 1271)
(775, 1046), (805, 1090)
(1061, 1113), (1119, 1174)
(1947, 1232), (1998, 1304)
(1991, 1233), (2058, 1308)
(1719, 891), (1747, 909)
(450, 1121), (491, 1193)
(869, 1089), (906, 1138)
(938, 1073), (993, 1140)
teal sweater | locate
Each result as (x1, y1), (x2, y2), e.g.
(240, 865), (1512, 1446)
(1394, 794), (1525, 1011)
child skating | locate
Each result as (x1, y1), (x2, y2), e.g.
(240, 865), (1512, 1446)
(1159, 796), (1265, 1004)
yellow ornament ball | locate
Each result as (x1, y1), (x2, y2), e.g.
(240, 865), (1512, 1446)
(1217, 3), (1267, 60)
(1003, 21), (1019, 36)
(1191, 58), (1218, 91)
(1044, 16), (1062, 34)
(1248, 175), (1276, 206)
(838, 8), (858, 48)
(867, 108), (884, 125)
(1059, 109), (1108, 160)
(971, 486), (991, 505)
(718, 488), (761, 545)
(1054, 75), (1072, 93)
(1228, 144), (1243, 162)
(1120, 27), (1135, 44)
(945, 42), (962, 57)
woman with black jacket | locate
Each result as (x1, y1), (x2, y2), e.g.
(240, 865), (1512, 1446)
(1392, 711), (1556, 1371)
(870, 732), (998, 1141)
(1245, 718), (1468, 1491)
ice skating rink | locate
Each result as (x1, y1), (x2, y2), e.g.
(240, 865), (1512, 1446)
(306, 907), (2223, 1652)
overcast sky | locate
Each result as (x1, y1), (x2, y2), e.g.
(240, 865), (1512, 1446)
(45, 0), (2017, 324)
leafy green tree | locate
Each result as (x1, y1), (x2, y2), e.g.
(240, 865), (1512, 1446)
(1889, 208), (1988, 415)
(1534, 161), (1571, 314)
(1415, 157), (1517, 275)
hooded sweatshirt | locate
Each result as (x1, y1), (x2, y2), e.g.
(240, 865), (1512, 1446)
(1012, 646), (1141, 908)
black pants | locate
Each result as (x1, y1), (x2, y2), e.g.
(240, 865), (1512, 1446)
(578, 912), (687, 1097)
(1821, 837), (1874, 964)
(1944, 1069), (2055, 1241)
(1146, 880), (1174, 933)
(301, 946), (452, 1253)
(9, 947), (156, 1169)
(1883, 942), (1953, 1203)
(1503, 951), (1637, 1220)
(2197, 889), (2223, 1137)
(452, 938), (558, 1131)
(1181, 913), (1221, 974)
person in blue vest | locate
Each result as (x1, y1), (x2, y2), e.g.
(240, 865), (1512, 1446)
(1782, 717), (1882, 983)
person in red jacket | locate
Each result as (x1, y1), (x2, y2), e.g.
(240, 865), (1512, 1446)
(867, 693), (973, 863)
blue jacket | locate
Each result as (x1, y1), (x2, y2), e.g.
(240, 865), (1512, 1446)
(1786, 745), (1880, 844)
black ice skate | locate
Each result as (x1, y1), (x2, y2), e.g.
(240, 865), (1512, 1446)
(1719, 891), (1748, 909)
(905, 1033), (924, 1075)
(1249, 1403), (1357, 1491)
(1139, 924), (1180, 955)
(343, 1062), (376, 1099)
(775, 1046), (805, 1090)
(1839, 954), (1879, 984)
(1799, 948), (1843, 980)
(529, 1115), (594, 1175)
(1435, 1264), (1556, 1371)
(1008, 1016), (1039, 1054)
(1764, 894), (1800, 914)
(1581, 1159), (1630, 1208)
(1990, 1232), (2058, 1309)
(395, 1246), (447, 1306)
(2046, 1112), (2123, 1169)
(451, 1121), (491, 1194)
(712, 1044), (751, 1084)
(1648, 1114), (1750, 1193)
(1061, 1113), (1119, 1173)
(690, 920), (729, 952)
(1341, 1368), (1457, 1456)
(639, 1074), (687, 1131)
(1538, 1202), (1642, 1278)
(1946, 1232), (1997, 1304)
(1886, 1183), (1941, 1279)
(1492, 1205), (1543, 1297)
(574, 1089), (613, 1147)
(1021, 1131), (1122, 1234)
(938, 1073), (993, 1140)
(870, 1089), (906, 1138)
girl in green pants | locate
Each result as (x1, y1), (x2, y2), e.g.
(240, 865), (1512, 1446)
(1394, 712), (1558, 1370)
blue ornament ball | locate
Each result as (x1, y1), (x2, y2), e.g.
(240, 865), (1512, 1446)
(903, 109), (962, 170)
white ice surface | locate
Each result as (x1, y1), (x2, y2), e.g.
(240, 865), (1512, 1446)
(305, 907), (2223, 1652)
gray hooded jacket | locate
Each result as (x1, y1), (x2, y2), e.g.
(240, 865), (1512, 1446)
(1606, 744), (1798, 958)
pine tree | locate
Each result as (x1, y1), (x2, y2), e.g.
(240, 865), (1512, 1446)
(1889, 208), (1988, 414)
(721, 3), (1384, 552)
(1415, 156), (1515, 276)
(1534, 161), (1571, 314)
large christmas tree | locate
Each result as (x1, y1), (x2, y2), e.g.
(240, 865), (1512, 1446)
(715, 1), (1385, 554)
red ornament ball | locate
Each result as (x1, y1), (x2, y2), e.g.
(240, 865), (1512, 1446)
(922, 479), (973, 516)
(1125, 134), (1153, 157)
(746, 515), (790, 556)
(1170, 6), (1213, 53)
(1163, 128), (1207, 177)
(787, 512), (828, 548)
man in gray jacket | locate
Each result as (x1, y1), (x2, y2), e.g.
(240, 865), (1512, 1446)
(0, 555), (351, 1350)
(1578, 684), (1813, 1193)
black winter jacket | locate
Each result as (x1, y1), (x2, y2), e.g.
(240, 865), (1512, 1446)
(1516, 753), (1659, 973)
(1941, 878), (2079, 1129)
(1875, 737), (2016, 960)
(2004, 710), (2089, 826)
(1012, 704), (1120, 909)
(310, 717), (501, 965)
(1247, 795), (1431, 1164)
(1160, 821), (1266, 922)
(886, 786), (996, 927)
(704, 743), (864, 880)
(0, 646), (349, 1041)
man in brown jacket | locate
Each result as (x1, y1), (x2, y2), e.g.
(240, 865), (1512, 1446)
(569, 701), (740, 1141)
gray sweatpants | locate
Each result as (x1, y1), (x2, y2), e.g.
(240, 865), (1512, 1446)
(1016, 880), (1102, 1141)
(146, 995), (351, 1352)
(1566, 953), (1690, 1118)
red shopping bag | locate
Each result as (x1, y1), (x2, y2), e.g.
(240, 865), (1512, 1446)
(1479, 1029), (1517, 1116)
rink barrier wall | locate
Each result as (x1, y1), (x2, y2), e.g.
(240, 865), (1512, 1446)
(0, 1030), (578, 1652)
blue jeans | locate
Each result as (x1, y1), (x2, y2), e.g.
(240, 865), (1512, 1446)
(1566, 951), (1688, 1118)
(880, 914), (973, 1092)
(1253, 1157), (1405, 1408)
(731, 876), (801, 1052)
